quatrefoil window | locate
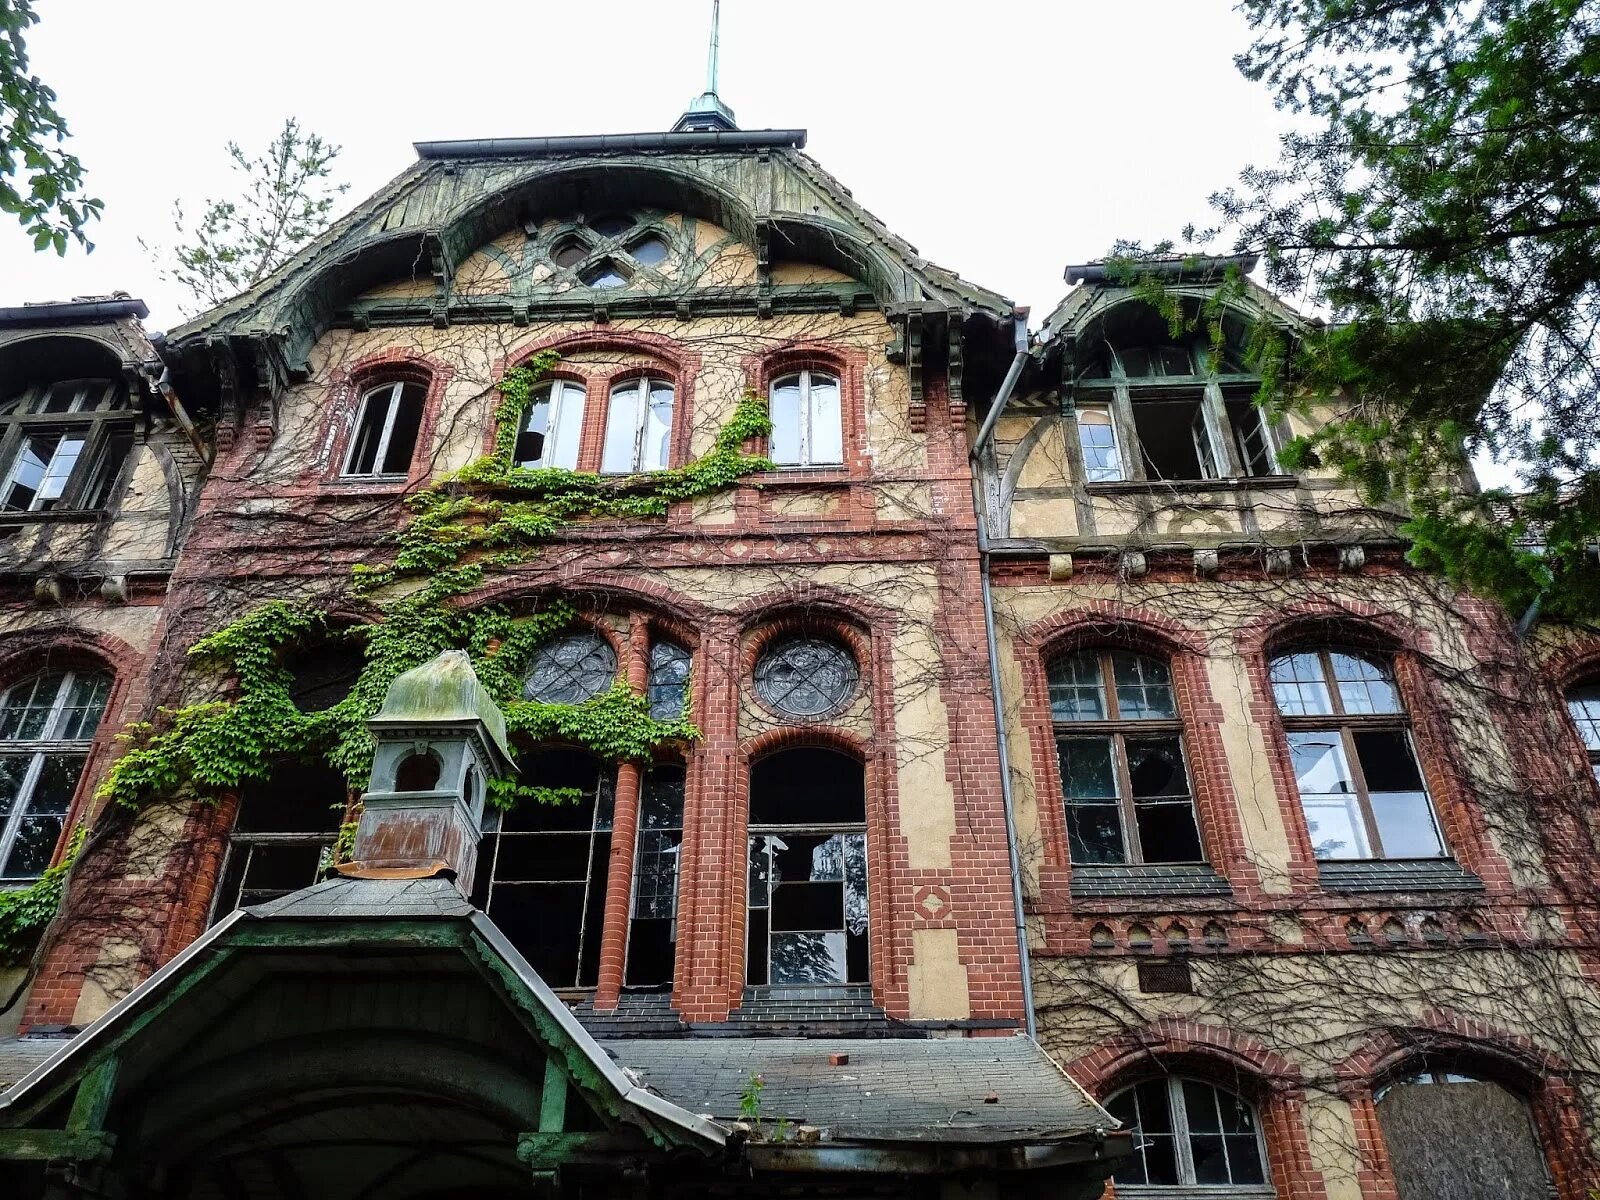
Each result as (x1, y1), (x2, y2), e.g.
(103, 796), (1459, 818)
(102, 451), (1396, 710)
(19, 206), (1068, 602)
(540, 213), (676, 283)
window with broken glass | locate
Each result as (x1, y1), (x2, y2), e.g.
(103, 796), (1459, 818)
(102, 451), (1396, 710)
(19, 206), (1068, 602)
(646, 641), (691, 721)
(512, 380), (586, 471)
(1072, 332), (1281, 485)
(472, 748), (615, 990)
(1271, 649), (1446, 861)
(768, 370), (843, 467)
(0, 669), (110, 880)
(1050, 648), (1204, 865)
(523, 633), (617, 704)
(0, 378), (135, 514)
(343, 381), (425, 477)
(1565, 681), (1600, 784)
(626, 763), (685, 989)
(746, 748), (869, 986)
(601, 377), (674, 473)
(1106, 1077), (1272, 1191)
(212, 760), (348, 917)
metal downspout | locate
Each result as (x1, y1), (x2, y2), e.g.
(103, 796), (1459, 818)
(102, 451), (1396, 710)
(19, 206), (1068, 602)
(969, 309), (1036, 1038)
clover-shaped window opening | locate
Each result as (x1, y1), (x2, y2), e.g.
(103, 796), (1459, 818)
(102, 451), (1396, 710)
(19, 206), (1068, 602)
(580, 260), (633, 290)
(550, 237), (589, 270)
(627, 234), (671, 268)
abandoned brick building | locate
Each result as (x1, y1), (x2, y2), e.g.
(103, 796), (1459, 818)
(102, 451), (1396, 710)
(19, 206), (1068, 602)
(0, 54), (1599, 1200)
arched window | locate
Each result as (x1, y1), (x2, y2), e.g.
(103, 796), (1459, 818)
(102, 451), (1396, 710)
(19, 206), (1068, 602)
(647, 641), (691, 721)
(212, 759), (348, 916)
(747, 747), (868, 986)
(769, 370), (842, 467)
(0, 668), (110, 879)
(1269, 649), (1445, 861)
(523, 633), (617, 704)
(1375, 1069), (1550, 1199)
(0, 378), (134, 512)
(602, 377), (674, 473)
(343, 381), (425, 477)
(1048, 648), (1202, 865)
(472, 748), (615, 989)
(513, 380), (586, 471)
(1106, 1077), (1271, 1190)
(1565, 680), (1600, 783)
(626, 763), (685, 989)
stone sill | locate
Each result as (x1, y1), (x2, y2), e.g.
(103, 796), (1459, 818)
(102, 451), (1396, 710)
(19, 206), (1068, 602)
(1086, 475), (1299, 496)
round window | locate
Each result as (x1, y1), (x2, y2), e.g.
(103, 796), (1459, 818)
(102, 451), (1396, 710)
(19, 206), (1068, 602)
(524, 633), (617, 704)
(754, 636), (860, 718)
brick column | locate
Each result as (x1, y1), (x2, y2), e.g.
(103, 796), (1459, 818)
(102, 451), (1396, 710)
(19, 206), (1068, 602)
(592, 618), (652, 1010)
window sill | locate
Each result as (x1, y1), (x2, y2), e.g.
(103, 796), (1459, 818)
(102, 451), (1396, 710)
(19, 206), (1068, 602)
(764, 466), (850, 484)
(1070, 864), (1233, 900)
(1113, 1186), (1275, 1199)
(1086, 475), (1299, 496)
(1317, 858), (1484, 894)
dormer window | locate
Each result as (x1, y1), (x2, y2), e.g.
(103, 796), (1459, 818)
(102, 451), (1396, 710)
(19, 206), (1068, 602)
(344, 381), (425, 477)
(0, 378), (134, 513)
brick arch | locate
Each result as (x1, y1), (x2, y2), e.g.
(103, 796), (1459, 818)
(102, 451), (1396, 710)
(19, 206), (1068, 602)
(1235, 595), (1425, 662)
(1542, 638), (1600, 692)
(1015, 602), (1257, 908)
(316, 347), (456, 487)
(741, 722), (871, 763)
(734, 582), (895, 632)
(470, 573), (715, 633)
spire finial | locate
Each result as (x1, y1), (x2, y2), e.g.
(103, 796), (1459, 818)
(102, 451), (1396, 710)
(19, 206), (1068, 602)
(673, 0), (739, 132)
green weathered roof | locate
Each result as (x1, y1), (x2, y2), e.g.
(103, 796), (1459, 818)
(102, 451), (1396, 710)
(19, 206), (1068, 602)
(372, 649), (514, 765)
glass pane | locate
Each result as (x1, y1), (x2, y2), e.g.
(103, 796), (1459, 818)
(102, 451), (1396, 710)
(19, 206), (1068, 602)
(632, 829), (682, 919)
(513, 393), (551, 467)
(379, 386), (424, 474)
(345, 388), (392, 475)
(770, 931), (847, 984)
(1271, 652), (1333, 715)
(1332, 653), (1401, 714)
(0, 673), (66, 740)
(35, 434), (84, 508)
(1191, 1134), (1230, 1184)
(647, 641), (691, 721)
(1112, 652), (1176, 719)
(1066, 803), (1125, 864)
(589, 215), (632, 239)
(629, 235), (670, 267)
(524, 634), (617, 704)
(1289, 731), (1370, 859)
(548, 383), (585, 470)
(1183, 1080), (1222, 1131)
(754, 637), (860, 717)
(1228, 1135), (1267, 1184)
(1047, 650), (1106, 721)
(29, 754), (84, 815)
(1568, 685), (1600, 751)
(640, 766), (685, 830)
(644, 383), (674, 470)
(1, 433), (58, 511)
(551, 239), (587, 268)
(1059, 736), (1117, 799)
(770, 378), (803, 464)
(843, 832), (868, 936)
(1077, 408), (1123, 482)
(0, 755), (33, 820)
(807, 374), (843, 464)
(748, 835), (773, 907)
(601, 381), (642, 474)
(1301, 795), (1371, 860)
(80, 431), (133, 510)
(2, 815), (64, 878)
(580, 262), (630, 289)
(1369, 790), (1446, 858)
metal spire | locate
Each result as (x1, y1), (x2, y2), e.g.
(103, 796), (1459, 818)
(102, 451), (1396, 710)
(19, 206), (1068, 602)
(673, 0), (739, 132)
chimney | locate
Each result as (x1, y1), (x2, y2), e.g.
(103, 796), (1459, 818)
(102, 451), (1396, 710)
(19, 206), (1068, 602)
(337, 650), (515, 896)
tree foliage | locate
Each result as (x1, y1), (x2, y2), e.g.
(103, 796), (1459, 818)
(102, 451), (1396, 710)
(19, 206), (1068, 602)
(0, 0), (100, 252)
(1130, 1), (1600, 619)
(146, 117), (348, 315)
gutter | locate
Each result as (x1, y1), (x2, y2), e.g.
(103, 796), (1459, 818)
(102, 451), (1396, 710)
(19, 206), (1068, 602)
(0, 298), (149, 327)
(969, 307), (1037, 1039)
(414, 129), (806, 159)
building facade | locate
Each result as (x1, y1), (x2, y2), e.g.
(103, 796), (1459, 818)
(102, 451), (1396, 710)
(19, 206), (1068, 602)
(0, 108), (1595, 1200)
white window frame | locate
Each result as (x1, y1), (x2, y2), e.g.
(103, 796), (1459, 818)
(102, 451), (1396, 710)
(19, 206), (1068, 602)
(1110, 1076), (1275, 1196)
(602, 377), (675, 474)
(0, 669), (109, 880)
(1075, 404), (1125, 482)
(343, 381), (421, 478)
(0, 379), (133, 514)
(769, 370), (843, 468)
(517, 380), (587, 470)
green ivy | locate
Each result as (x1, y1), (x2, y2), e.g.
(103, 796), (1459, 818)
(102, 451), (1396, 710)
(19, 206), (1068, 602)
(0, 827), (84, 968)
(95, 354), (773, 814)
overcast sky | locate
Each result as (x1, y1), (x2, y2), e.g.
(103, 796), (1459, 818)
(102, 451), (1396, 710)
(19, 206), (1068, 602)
(0, 0), (1292, 331)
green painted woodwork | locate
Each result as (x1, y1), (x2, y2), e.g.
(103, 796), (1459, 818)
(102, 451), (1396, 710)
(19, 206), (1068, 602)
(65, 1057), (117, 1133)
(0, 1128), (114, 1161)
(539, 1058), (568, 1134)
(517, 1132), (651, 1169)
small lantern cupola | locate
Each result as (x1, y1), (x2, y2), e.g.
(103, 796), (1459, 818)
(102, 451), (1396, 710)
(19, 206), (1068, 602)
(338, 650), (515, 896)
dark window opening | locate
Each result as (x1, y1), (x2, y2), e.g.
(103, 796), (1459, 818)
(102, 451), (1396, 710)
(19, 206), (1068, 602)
(345, 381), (425, 476)
(1107, 1078), (1269, 1189)
(474, 748), (614, 989)
(1130, 393), (1220, 481)
(214, 759), (347, 917)
(1225, 396), (1277, 476)
(625, 764), (685, 989)
(747, 748), (868, 986)
(551, 237), (588, 269)
(394, 751), (441, 792)
(0, 669), (110, 880)
(285, 641), (365, 713)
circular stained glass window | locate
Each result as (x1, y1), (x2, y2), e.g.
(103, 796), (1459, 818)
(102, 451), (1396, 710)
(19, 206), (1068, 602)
(754, 636), (860, 718)
(524, 634), (617, 704)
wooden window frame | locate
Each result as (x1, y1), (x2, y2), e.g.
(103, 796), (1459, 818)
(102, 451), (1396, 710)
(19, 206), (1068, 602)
(768, 369), (844, 468)
(601, 376), (676, 474)
(342, 380), (426, 478)
(0, 379), (135, 515)
(0, 669), (110, 880)
(514, 379), (589, 471)
(1108, 1075), (1275, 1195)
(1564, 680), (1600, 784)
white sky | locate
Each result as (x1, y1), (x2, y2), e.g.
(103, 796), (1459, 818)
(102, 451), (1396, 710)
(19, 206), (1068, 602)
(0, 0), (1292, 331)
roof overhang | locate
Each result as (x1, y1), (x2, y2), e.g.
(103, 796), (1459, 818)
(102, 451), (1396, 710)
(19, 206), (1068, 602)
(414, 129), (807, 158)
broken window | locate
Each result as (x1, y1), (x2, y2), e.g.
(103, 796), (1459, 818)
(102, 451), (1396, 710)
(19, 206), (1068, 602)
(1376, 1071), (1550, 1200)
(1050, 648), (1204, 865)
(213, 759), (348, 916)
(0, 669), (110, 879)
(1129, 390), (1224, 481)
(769, 370), (843, 467)
(647, 641), (691, 721)
(0, 378), (133, 512)
(1226, 394), (1278, 476)
(625, 764), (685, 989)
(344, 381), (425, 477)
(1565, 681), (1600, 783)
(1106, 1077), (1270, 1189)
(513, 380), (586, 470)
(284, 640), (365, 713)
(523, 633), (617, 704)
(747, 748), (869, 986)
(473, 748), (615, 989)
(601, 377), (674, 473)
(1271, 649), (1445, 861)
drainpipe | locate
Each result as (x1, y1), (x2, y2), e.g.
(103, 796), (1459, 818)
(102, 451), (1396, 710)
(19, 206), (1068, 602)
(969, 307), (1036, 1038)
